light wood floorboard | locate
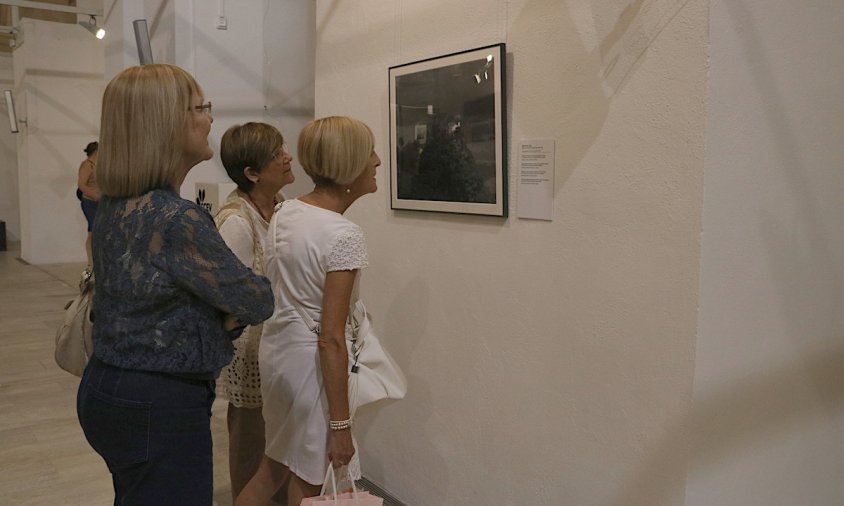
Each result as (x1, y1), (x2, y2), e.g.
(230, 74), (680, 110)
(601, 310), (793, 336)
(0, 245), (234, 505)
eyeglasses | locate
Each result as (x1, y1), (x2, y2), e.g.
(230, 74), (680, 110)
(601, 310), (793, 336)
(192, 101), (212, 114)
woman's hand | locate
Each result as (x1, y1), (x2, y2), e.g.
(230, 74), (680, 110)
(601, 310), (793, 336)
(327, 429), (355, 468)
(222, 314), (243, 331)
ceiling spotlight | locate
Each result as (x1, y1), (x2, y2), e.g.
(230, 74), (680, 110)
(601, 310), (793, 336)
(79, 15), (106, 40)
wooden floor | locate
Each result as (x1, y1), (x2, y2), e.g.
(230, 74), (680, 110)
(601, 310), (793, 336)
(0, 244), (235, 505)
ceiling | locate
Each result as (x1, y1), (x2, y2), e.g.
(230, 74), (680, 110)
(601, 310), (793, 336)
(0, 1), (78, 53)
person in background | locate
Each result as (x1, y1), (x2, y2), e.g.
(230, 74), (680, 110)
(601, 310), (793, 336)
(76, 64), (274, 505)
(236, 116), (380, 506)
(77, 141), (100, 266)
(216, 122), (295, 504)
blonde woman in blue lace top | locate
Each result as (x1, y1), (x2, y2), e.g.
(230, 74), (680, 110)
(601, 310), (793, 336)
(76, 64), (274, 505)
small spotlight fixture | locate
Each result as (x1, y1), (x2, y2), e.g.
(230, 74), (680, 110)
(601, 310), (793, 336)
(473, 55), (495, 84)
(79, 15), (105, 40)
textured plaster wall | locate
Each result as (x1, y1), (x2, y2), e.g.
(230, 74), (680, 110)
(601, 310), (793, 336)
(314, 1), (707, 504)
(688, 2), (844, 505)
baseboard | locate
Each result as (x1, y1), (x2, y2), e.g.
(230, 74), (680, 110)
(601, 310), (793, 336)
(357, 477), (408, 506)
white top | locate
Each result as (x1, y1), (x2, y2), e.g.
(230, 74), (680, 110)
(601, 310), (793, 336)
(260, 199), (368, 485)
(219, 211), (264, 267)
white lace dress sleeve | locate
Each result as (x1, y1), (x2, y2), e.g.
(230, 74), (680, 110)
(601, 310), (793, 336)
(325, 225), (369, 272)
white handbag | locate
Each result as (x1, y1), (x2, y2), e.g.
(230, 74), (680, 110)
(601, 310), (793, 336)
(344, 300), (407, 411)
(55, 268), (95, 377)
(283, 284), (407, 414)
(270, 210), (406, 414)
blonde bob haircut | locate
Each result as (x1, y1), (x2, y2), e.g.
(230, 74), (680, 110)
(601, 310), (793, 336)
(297, 116), (374, 186)
(97, 64), (203, 197)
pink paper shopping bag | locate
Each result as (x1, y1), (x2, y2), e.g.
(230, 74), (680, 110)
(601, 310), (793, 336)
(301, 466), (383, 506)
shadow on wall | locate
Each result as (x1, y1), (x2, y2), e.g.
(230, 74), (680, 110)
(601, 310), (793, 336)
(608, 345), (844, 506)
(22, 79), (100, 198)
(727, 0), (844, 343)
(595, 0), (694, 94)
(612, 2), (844, 501)
(355, 274), (452, 505)
(25, 69), (102, 132)
(508, 0), (693, 197)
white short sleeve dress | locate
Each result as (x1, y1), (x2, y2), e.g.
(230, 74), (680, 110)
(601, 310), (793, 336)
(260, 199), (368, 485)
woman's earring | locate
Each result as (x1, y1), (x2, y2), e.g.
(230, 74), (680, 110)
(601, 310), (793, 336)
(345, 187), (352, 194)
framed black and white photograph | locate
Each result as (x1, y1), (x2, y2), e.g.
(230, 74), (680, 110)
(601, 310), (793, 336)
(389, 43), (507, 217)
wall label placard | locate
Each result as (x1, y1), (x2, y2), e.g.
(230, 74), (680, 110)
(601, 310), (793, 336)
(517, 139), (555, 220)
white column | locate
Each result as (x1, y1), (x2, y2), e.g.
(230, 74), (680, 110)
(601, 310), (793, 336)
(14, 19), (104, 264)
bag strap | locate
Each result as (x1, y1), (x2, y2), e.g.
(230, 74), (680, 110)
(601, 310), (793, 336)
(269, 202), (320, 334)
(79, 267), (94, 294)
(269, 202), (364, 374)
(317, 465), (361, 505)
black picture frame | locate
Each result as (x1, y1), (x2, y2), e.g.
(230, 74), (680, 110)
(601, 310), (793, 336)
(389, 43), (507, 217)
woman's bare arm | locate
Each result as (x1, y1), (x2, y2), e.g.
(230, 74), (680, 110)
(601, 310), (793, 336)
(319, 269), (357, 467)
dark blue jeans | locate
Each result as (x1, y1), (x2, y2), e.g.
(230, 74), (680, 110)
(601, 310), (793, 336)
(77, 356), (216, 505)
(80, 198), (98, 232)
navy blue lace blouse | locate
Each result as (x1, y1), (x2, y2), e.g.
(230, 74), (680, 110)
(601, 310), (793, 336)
(91, 188), (274, 376)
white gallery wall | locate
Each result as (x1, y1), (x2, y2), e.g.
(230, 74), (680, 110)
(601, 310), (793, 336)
(688, 1), (844, 505)
(260, 0), (315, 199)
(171, 0), (266, 199)
(13, 19), (103, 264)
(121, 0), (315, 202)
(0, 53), (19, 242)
(314, 1), (707, 504)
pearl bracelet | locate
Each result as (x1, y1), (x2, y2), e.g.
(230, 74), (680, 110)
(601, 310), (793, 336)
(329, 418), (353, 431)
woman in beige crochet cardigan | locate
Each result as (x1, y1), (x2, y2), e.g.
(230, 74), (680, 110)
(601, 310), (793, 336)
(216, 122), (295, 503)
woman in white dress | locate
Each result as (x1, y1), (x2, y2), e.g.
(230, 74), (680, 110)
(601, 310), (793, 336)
(236, 116), (381, 506)
(215, 122), (294, 503)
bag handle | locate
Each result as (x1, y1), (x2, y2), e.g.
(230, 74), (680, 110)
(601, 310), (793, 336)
(318, 465), (361, 505)
(79, 267), (94, 294)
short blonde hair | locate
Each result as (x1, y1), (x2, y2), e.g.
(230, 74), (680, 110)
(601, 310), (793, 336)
(297, 116), (374, 186)
(220, 123), (285, 192)
(97, 64), (203, 197)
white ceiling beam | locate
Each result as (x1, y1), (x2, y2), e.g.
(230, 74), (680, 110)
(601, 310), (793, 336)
(0, 1), (103, 17)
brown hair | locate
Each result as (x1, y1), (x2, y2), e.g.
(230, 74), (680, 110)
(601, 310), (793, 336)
(220, 123), (285, 192)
